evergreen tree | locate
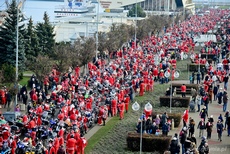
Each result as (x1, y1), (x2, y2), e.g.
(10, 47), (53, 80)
(128, 4), (146, 17)
(24, 17), (39, 62)
(36, 12), (55, 56)
(0, 0), (26, 71)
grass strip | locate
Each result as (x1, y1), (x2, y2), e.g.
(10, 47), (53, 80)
(85, 116), (120, 153)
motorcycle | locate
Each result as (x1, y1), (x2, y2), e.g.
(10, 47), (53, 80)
(16, 141), (26, 154)
(0, 141), (11, 154)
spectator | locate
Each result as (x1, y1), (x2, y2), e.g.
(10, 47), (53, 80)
(213, 85), (218, 101)
(224, 111), (229, 129)
(161, 112), (168, 126)
(200, 106), (208, 121)
(198, 136), (207, 154)
(179, 127), (187, 154)
(197, 119), (206, 137)
(149, 122), (158, 135)
(5, 91), (12, 108)
(226, 114), (230, 136)
(205, 119), (213, 139)
(217, 119), (224, 142)
(196, 95), (202, 112)
(223, 91), (228, 112)
(223, 75), (229, 90)
(180, 84), (187, 97)
(218, 114), (224, 123)
(162, 122), (170, 136)
(217, 88), (223, 105)
(188, 118), (195, 138)
(154, 114), (161, 128)
(145, 117), (152, 134)
(169, 137), (180, 154)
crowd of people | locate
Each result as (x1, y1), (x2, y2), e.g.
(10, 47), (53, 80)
(0, 8), (229, 154)
(166, 10), (230, 154)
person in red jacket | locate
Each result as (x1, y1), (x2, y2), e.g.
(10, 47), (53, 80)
(124, 95), (130, 113)
(36, 116), (42, 126)
(22, 114), (29, 124)
(2, 127), (10, 140)
(36, 105), (43, 117)
(78, 137), (87, 154)
(118, 101), (125, 120)
(111, 98), (117, 117)
(53, 136), (60, 153)
(98, 106), (104, 125)
(58, 134), (64, 147)
(28, 119), (36, 130)
(139, 81), (145, 96)
(9, 136), (17, 154)
(32, 92), (38, 105)
(58, 126), (65, 137)
(181, 84), (187, 97)
(66, 135), (77, 154)
(49, 139), (56, 154)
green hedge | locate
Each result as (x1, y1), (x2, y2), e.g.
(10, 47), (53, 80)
(172, 83), (199, 95)
(159, 96), (190, 108)
(126, 132), (171, 153)
(152, 112), (182, 128)
(187, 63), (206, 72)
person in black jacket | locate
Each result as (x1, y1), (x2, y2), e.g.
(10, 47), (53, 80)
(180, 127), (187, 154)
(5, 91), (12, 108)
(149, 122), (158, 135)
(200, 106), (208, 121)
(169, 137), (180, 154)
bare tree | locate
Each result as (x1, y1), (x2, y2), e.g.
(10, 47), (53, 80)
(53, 42), (73, 73)
(28, 54), (54, 83)
(76, 37), (96, 75)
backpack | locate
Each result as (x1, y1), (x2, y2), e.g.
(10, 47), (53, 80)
(199, 145), (205, 153)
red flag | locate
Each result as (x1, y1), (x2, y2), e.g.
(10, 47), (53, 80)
(182, 109), (189, 123)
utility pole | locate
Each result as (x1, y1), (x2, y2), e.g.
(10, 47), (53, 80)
(15, 0), (20, 108)
(135, 0), (137, 49)
(95, 0), (99, 60)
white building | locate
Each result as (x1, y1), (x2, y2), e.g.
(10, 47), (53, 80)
(53, 12), (132, 42)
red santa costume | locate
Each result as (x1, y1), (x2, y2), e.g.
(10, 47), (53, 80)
(53, 137), (60, 153)
(139, 82), (145, 96)
(78, 137), (87, 154)
(118, 102), (125, 120)
(9, 137), (17, 154)
(66, 136), (77, 154)
(111, 98), (117, 117)
(124, 95), (130, 112)
(98, 106), (104, 125)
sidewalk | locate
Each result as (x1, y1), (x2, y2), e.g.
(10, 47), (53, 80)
(169, 81), (230, 154)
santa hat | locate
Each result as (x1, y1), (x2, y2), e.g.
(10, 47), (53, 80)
(23, 137), (29, 142)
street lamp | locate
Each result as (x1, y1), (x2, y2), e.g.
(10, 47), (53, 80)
(95, 0), (100, 60)
(15, 0), (21, 108)
(132, 101), (153, 154)
(198, 53), (201, 73)
(165, 68), (180, 113)
(134, 0), (137, 49)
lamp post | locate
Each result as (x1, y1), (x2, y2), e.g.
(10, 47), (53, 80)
(134, 0), (137, 49)
(15, 0), (20, 108)
(132, 101), (153, 154)
(95, 0), (99, 60)
(198, 53), (201, 73)
(165, 68), (180, 113)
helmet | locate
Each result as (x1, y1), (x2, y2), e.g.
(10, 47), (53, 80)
(202, 136), (206, 141)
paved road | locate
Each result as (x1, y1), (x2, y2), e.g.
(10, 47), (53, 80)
(168, 80), (230, 154)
